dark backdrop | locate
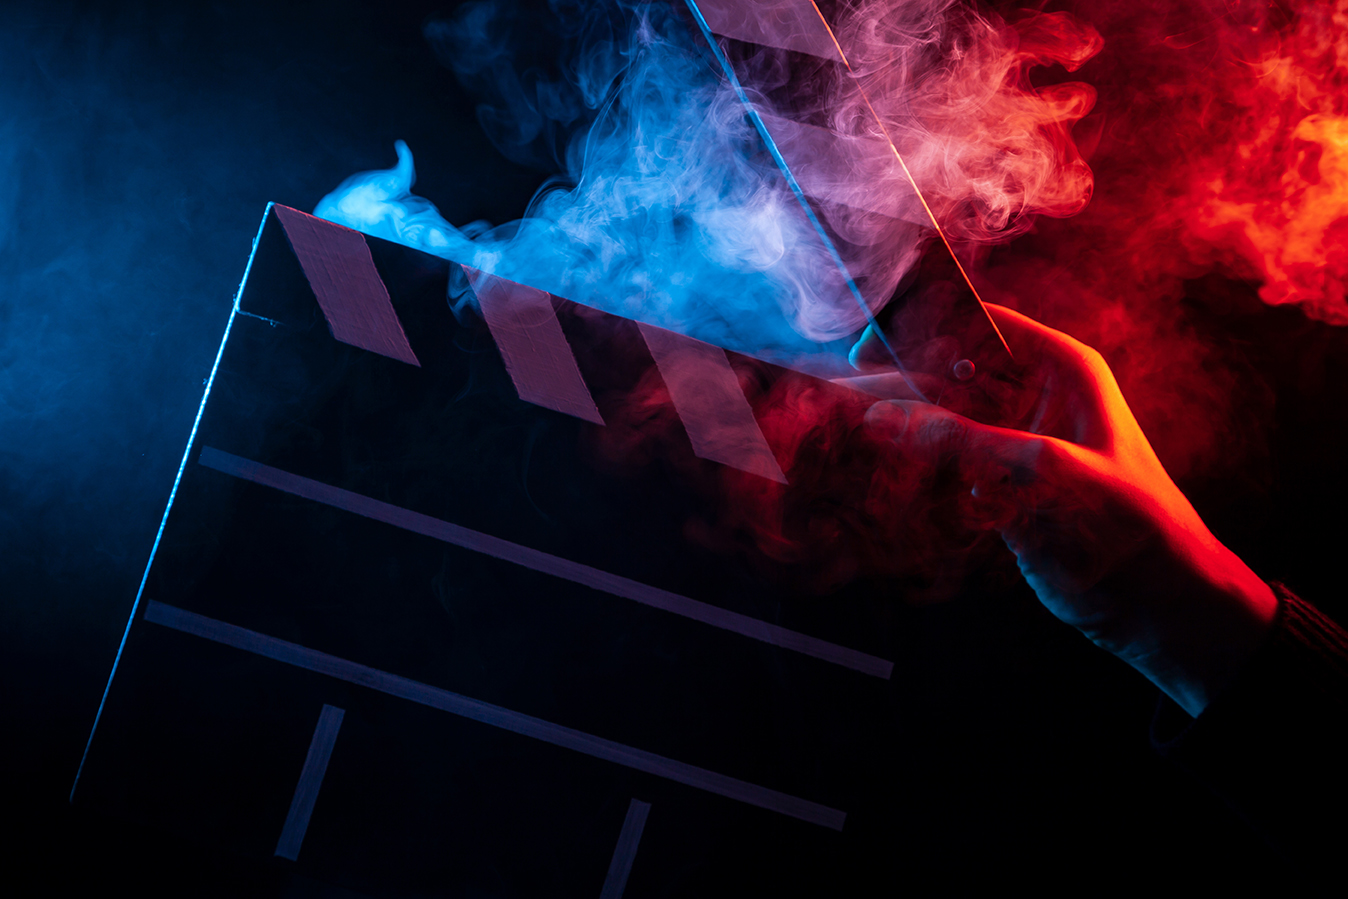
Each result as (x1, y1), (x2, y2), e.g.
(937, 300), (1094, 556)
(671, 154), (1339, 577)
(3, 0), (1343, 895)
(0, 1), (542, 892)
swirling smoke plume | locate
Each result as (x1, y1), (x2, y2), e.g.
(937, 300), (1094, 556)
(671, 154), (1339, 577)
(316, 0), (1348, 596)
(316, 0), (1098, 366)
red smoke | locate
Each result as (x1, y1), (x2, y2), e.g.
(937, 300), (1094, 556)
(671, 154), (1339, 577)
(1175, 0), (1348, 324)
(978, 0), (1344, 484)
(593, 0), (1345, 597)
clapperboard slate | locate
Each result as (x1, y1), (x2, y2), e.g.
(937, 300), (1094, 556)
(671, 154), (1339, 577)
(73, 204), (911, 897)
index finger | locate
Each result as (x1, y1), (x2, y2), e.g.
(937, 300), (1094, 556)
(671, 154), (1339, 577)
(982, 303), (1102, 371)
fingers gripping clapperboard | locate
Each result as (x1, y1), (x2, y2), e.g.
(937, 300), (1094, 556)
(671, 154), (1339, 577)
(72, 203), (910, 897)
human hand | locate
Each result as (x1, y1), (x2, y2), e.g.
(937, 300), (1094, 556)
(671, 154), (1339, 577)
(848, 303), (1277, 716)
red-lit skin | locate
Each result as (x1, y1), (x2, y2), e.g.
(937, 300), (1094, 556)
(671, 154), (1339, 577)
(590, 301), (1276, 716)
(857, 304), (1278, 717)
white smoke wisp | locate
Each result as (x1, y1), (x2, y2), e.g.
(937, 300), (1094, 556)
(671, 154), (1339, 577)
(315, 0), (1100, 363)
(827, 1), (1101, 241)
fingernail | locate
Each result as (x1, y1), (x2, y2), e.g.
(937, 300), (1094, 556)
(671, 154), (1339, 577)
(864, 401), (909, 439)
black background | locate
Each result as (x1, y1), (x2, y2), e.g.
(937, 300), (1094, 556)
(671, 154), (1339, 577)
(3, 0), (1343, 894)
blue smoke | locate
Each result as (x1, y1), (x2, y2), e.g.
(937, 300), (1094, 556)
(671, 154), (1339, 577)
(315, 0), (1101, 373)
(316, 0), (865, 372)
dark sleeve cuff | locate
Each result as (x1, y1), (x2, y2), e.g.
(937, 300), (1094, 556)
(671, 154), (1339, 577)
(1150, 584), (1348, 865)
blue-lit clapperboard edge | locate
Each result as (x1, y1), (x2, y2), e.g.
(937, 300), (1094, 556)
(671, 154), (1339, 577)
(73, 204), (906, 897)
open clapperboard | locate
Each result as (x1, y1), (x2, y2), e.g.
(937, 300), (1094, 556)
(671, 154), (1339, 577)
(73, 204), (914, 896)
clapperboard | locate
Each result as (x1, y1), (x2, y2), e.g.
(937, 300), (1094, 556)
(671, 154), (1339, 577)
(72, 4), (1015, 895)
(684, 0), (1016, 414)
(72, 203), (911, 896)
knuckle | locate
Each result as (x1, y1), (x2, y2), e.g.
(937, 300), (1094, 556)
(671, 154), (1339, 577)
(1074, 343), (1108, 371)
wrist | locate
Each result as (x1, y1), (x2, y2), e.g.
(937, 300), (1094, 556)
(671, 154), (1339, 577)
(1122, 544), (1278, 717)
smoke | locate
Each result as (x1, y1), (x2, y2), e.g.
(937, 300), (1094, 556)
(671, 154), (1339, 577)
(822, 2), (1101, 243)
(316, 0), (1348, 595)
(967, 0), (1348, 494)
(307, 0), (1103, 597)
(1177, 0), (1348, 324)
(316, 0), (1100, 363)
